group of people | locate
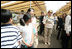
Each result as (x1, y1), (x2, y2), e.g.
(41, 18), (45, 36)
(39, 10), (71, 48)
(1, 8), (71, 48)
(1, 8), (38, 48)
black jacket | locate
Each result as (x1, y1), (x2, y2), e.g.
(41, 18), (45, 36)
(57, 17), (64, 28)
(39, 16), (44, 24)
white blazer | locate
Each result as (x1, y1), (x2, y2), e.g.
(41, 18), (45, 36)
(65, 15), (71, 34)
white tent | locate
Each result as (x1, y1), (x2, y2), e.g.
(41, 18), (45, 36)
(44, 1), (70, 13)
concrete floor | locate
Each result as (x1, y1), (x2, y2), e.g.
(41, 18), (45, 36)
(36, 24), (71, 48)
(37, 31), (62, 48)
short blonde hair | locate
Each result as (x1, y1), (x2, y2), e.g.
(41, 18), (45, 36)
(48, 10), (53, 13)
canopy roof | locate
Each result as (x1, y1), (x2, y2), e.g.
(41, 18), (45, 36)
(1, 1), (47, 16)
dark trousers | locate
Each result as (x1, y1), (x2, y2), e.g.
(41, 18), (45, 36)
(61, 31), (71, 48)
(39, 23), (44, 35)
(57, 27), (62, 39)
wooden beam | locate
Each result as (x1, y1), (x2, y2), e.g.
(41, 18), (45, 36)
(4, 1), (43, 10)
(7, 2), (45, 11)
(56, 1), (71, 16)
(32, 1), (42, 11)
(14, 7), (39, 11)
(4, 1), (33, 9)
(1, 1), (28, 8)
(1, 1), (10, 4)
(36, 1), (43, 10)
(10, 6), (41, 12)
(39, 4), (47, 12)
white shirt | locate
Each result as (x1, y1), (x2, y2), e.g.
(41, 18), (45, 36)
(43, 16), (54, 28)
(54, 16), (58, 20)
(19, 14), (24, 19)
(31, 17), (37, 34)
(18, 23), (33, 45)
(31, 17), (37, 25)
(54, 16), (58, 24)
(65, 15), (71, 34)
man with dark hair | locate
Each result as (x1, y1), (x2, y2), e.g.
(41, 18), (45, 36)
(57, 15), (64, 40)
(1, 9), (22, 48)
(39, 11), (46, 35)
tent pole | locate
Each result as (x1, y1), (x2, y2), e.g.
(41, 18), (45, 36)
(30, 1), (31, 8)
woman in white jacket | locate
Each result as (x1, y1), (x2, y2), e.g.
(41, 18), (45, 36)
(63, 10), (71, 48)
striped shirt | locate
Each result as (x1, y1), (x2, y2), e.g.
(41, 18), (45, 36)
(1, 24), (22, 48)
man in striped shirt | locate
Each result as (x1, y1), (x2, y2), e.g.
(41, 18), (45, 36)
(1, 9), (22, 48)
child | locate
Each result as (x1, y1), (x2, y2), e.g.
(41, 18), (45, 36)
(18, 14), (34, 48)
(1, 9), (22, 48)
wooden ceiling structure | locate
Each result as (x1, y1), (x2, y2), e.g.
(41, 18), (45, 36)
(56, 1), (71, 16)
(1, 1), (71, 16)
(1, 1), (47, 16)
